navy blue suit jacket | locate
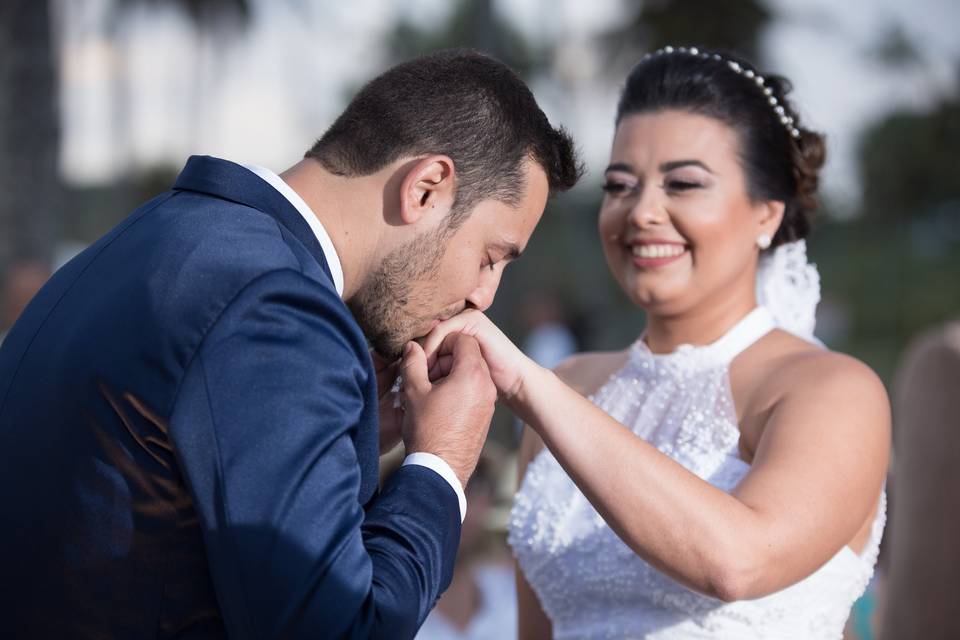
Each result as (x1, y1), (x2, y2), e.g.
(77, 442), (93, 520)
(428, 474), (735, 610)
(0, 156), (461, 639)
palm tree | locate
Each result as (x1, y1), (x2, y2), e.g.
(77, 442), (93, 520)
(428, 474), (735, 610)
(0, 0), (252, 272)
(387, 0), (546, 77)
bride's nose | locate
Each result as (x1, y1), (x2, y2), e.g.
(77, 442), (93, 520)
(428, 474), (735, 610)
(628, 190), (668, 228)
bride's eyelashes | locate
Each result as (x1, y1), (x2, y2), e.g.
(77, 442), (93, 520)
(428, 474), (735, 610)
(602, 176), (705, 198)
(601, 180), (638, 197)
(661, 179), (703, 193)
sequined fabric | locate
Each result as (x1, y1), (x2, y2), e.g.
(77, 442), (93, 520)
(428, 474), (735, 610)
(509, 307), (885, 639)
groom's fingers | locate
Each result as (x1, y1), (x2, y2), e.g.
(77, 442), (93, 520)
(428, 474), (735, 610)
(421, 328), (454, 372)
(446, 332), (488, 379)
(424, 331), (466, 379)
(427, 354), (454, 382)
(400, 341), (431, 396)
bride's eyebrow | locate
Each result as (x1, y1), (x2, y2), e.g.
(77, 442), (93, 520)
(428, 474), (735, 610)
(604, 162), (634, 175)
(659, 159), (714, 174)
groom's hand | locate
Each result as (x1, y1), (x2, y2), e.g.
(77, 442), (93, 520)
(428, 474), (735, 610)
(420, 310), (537, 403)
(400, 333), (496, 488)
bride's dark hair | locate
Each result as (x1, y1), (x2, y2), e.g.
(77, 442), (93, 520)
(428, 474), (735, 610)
(617, 47), (826, 249)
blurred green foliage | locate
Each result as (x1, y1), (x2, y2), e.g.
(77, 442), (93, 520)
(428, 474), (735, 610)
(813, 91), (960, 382)
(859, 98), (960, 221)
(603, 0), (772, 63)
(388, 0), (548, 76)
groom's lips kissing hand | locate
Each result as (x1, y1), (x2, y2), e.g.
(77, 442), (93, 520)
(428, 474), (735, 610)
(424, 304), (466, 335)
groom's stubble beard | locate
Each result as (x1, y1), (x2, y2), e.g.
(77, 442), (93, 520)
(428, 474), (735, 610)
(348, 224), (453, 360)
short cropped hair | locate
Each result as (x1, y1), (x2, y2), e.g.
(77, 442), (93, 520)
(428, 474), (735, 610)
(306, 49), (582, 229)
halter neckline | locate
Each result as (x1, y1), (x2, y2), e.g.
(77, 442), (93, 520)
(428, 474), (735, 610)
(636, 306), (777, 367)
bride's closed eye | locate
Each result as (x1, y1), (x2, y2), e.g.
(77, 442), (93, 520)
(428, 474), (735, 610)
(601, 180), (639, 196)
(662, 179), (703, 193)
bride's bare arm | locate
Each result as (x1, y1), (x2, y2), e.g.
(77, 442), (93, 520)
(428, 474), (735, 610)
(515, 354), (622, 639)
(422, 312), (890, 601)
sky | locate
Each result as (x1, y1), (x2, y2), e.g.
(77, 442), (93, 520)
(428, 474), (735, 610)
(56, 0), (960, 215)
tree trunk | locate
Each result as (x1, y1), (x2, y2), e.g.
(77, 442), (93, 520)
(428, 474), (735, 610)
(0, 0), (60, 270)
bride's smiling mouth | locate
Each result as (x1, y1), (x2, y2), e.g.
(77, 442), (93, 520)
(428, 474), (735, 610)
(628, 240), (689, 268)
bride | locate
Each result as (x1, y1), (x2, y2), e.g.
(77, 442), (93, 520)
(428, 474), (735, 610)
(414, 46), (889, 638)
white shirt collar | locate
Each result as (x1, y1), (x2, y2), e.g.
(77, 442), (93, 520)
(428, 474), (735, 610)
(242, 163), (345, 297)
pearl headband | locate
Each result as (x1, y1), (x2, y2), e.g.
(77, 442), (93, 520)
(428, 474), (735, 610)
(641, 45), (802, 139)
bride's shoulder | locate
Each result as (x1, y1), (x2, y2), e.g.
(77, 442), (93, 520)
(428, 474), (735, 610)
(750, 330), (889, 413)
(737, 331), (890, 459)
(553, 349), (630, 398)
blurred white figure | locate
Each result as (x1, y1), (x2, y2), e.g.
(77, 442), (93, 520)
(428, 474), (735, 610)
(521, 294), (577, 370)
(417, 451), (517, 640)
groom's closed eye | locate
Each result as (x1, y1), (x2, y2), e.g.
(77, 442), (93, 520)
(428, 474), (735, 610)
(491, 241), (523, 262)
(481, 241), (522, 273)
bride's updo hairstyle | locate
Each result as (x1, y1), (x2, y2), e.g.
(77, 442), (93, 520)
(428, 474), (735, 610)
(617, 46), (826, 249)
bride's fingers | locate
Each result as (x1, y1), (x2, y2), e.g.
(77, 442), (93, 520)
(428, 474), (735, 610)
(421, 314), (473, 363)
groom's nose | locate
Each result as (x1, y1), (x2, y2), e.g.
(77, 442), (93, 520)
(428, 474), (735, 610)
(465, 275), (500, 313)
(466, 286), (494, 312)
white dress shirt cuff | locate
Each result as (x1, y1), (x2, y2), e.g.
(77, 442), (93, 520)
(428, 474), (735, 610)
(402, 452), (467, 523)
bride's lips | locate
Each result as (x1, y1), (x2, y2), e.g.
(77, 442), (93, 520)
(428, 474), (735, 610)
(628, 240), (689, 268)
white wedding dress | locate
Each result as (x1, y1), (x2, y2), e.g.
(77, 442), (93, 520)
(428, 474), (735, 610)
(508, 243), (885, 639)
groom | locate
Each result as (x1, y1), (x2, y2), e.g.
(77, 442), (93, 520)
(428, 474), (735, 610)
(0, 50), (579, 638)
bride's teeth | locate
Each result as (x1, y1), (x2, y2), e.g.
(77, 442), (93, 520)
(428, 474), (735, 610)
(632, 244), (685, 258)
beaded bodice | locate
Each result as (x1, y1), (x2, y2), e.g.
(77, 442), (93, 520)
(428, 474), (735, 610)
(508, 307), (885, 639)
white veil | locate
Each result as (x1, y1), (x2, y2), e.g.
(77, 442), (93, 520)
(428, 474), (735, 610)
(756, 240), (822, 344)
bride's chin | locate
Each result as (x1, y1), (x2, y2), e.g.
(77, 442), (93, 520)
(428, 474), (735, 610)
(626, 283), (683, 313)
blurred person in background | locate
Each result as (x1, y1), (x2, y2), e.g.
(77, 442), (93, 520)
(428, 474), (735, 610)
(423, 45), (890, 639)
(0, 259), (51, 345)
(417, 445), (517, 640)
(880, 321), (960, 640)
(520, 293), (578, 371)
(516, 293), (578, 440)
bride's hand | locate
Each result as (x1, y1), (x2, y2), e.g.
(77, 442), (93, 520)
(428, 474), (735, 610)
(419, 309), (539, 403)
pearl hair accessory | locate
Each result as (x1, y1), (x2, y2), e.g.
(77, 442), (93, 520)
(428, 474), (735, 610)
(757, 233), (772, 250)
(640, 46), (802, 139)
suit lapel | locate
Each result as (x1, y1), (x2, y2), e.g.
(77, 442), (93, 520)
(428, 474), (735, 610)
(173, 155), (335, 285)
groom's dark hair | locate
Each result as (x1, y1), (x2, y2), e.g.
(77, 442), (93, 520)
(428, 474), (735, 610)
(305, 49), (582, 230)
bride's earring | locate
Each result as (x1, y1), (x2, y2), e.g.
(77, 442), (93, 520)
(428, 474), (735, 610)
(756, 234), (772, 250)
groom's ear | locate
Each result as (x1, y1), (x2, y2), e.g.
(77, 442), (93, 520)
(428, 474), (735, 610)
(399, 155), (457, 226)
